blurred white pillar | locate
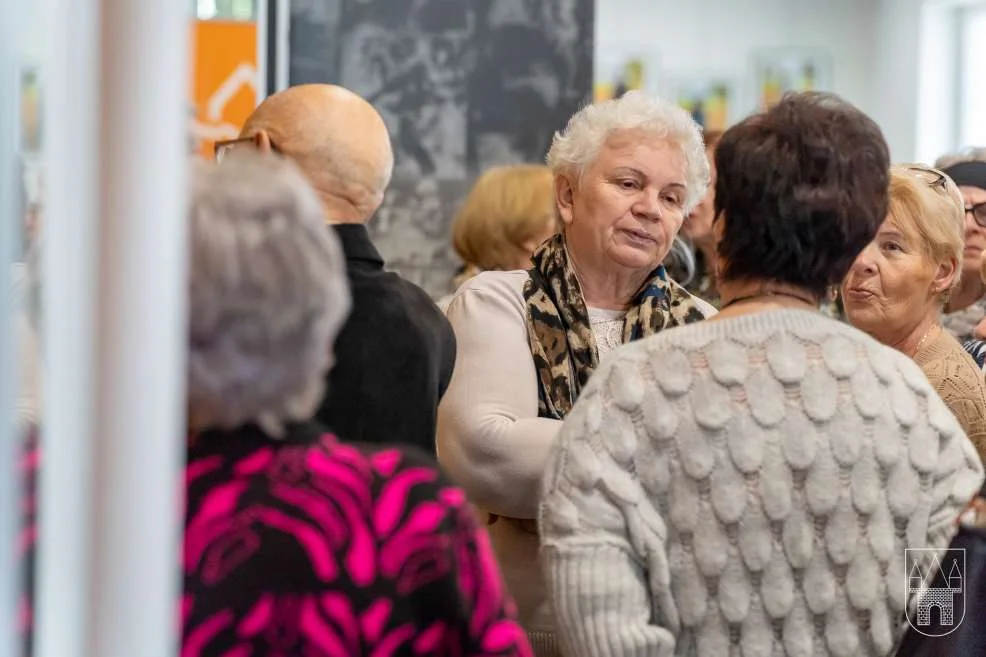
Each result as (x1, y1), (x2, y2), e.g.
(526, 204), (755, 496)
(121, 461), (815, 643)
(89, 0), (190, 656)
(36, 0), (100, 652)
(0, 3), (24, 657)
(36, 0), (190, 655)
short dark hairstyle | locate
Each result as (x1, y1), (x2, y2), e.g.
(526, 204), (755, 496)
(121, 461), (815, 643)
(714, 92), (890, 297)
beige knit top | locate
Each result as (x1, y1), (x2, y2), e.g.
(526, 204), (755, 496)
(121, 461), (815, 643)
(914, 327), (986, 462)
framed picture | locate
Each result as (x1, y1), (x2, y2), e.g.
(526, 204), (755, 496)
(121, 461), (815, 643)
(751, 48), (833, 112)
(19, 68), (41, 154)
(666, 75), (739, 132)
(594, 52), (659, 102)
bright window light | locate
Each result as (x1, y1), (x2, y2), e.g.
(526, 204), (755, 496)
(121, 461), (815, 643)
(960, 6), (986, 146)
(196, 0), (218, 20)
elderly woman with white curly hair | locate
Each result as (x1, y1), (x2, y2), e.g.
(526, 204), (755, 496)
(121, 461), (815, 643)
(181, 153), (532, 657)
(437, 91), (716, 654)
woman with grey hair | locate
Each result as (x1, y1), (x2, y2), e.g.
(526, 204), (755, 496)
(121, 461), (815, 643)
(437, 90), (716, 655)
(934, 150), (986, 342)
(181, 153), (531, 657)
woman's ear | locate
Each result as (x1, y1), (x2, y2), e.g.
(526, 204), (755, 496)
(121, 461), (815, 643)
(934, 257), (959, 296)
(555, 173), (576, 226)
(252, 130), (274, 153)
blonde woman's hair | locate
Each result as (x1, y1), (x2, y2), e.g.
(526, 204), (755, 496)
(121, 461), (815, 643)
(888, 164), (966, 297)
(451, 164), (557, 279)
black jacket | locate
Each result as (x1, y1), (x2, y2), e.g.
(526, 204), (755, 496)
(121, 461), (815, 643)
(316, 224), (456, 456)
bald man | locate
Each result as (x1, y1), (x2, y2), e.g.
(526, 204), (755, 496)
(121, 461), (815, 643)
(237, 84), (455, 456)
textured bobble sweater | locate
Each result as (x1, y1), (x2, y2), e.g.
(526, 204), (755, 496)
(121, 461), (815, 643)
(539, 309), (985, 657)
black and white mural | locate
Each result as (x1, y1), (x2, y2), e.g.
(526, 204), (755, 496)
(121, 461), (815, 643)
(290, 0), (594, 298)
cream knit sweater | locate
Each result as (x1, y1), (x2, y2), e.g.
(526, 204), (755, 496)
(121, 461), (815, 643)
(438, 270), (715, 655)
(539, 309), (985, 657)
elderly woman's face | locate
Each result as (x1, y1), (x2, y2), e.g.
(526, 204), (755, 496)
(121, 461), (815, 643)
(961, 185), (986, 276)
(842, 217), (946, 335)
(559, 130), (688, 273)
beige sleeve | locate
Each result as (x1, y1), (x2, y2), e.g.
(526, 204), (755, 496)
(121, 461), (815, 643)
(437, 272), (562, 519)
(928, 363), (986, 464)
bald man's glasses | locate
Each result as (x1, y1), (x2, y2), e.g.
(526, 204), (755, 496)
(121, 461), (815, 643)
(214, 137), (280, 162)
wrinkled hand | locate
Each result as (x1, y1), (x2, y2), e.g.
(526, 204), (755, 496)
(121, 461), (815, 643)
(959, 496), (986, 527)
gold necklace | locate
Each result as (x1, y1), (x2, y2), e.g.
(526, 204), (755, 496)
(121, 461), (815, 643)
(720, 288), (818, 310)
(914, 324), (939, 353)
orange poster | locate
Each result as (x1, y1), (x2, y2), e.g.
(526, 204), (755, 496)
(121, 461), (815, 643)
(190, 20), (259, 158)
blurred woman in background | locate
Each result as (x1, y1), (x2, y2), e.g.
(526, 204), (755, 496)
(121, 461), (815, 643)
(938, 153), (986, 341)
(441, 164), (558, 309)
(182, 152), (530, 657)
(679, 129), (722, 304)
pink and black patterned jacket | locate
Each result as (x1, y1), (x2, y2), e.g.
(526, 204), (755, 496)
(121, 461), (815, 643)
(183, 422), (531, 657)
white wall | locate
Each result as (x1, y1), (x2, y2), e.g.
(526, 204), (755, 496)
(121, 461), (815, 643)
(594, 0), (970, 162)
(595, 0), (879, 134)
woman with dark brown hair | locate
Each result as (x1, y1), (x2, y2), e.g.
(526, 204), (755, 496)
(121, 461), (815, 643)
(539, 92), (984, 657)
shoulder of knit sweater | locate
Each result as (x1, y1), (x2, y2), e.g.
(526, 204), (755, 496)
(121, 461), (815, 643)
(604, 309), (944, 402)
(916, 328), (983, 375)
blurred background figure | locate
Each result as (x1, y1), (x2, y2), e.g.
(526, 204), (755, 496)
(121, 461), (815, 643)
(939, 154), (986, 342)
(438, 90), (715, 656)
(232, 83), (456, 457)
(441, 164), (559, 310)
(843, 165), (986, 460)
(182, 152), (530, 657)
(539, 91), (985, 657)
(965, 256), (986, 366)
(679, 129), (722, 304)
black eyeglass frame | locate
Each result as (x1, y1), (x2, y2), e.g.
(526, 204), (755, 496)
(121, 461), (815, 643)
(966, 201), (986, 229)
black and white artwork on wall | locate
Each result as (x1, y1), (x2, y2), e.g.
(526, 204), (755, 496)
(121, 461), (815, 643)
(290, 0), (594, 297)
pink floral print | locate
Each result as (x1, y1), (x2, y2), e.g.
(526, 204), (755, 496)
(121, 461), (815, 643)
(182, 423), (530, 657)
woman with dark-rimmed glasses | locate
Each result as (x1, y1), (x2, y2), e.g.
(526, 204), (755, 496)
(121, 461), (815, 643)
(842, 164), (986, 460)
(940, 159), (986, 341)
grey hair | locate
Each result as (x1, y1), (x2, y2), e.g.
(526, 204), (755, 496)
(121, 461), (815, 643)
(187, 152), (351, 436)
(935, 147), (986, 169)
(663, 235), (697, 286)
(546, 90), (711, 213)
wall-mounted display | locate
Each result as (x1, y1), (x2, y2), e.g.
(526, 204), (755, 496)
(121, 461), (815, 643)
(594, 53), (657, 102)
(751, 48), (833, 111)
(667, 75), (737, 132)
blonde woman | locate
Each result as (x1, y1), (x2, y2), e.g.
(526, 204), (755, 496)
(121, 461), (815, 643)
(843, 164), (986, 459)
(441, 165), (557, 308)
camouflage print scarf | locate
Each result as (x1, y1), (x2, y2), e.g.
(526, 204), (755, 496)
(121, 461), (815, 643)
(524, 232), (708, 420)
